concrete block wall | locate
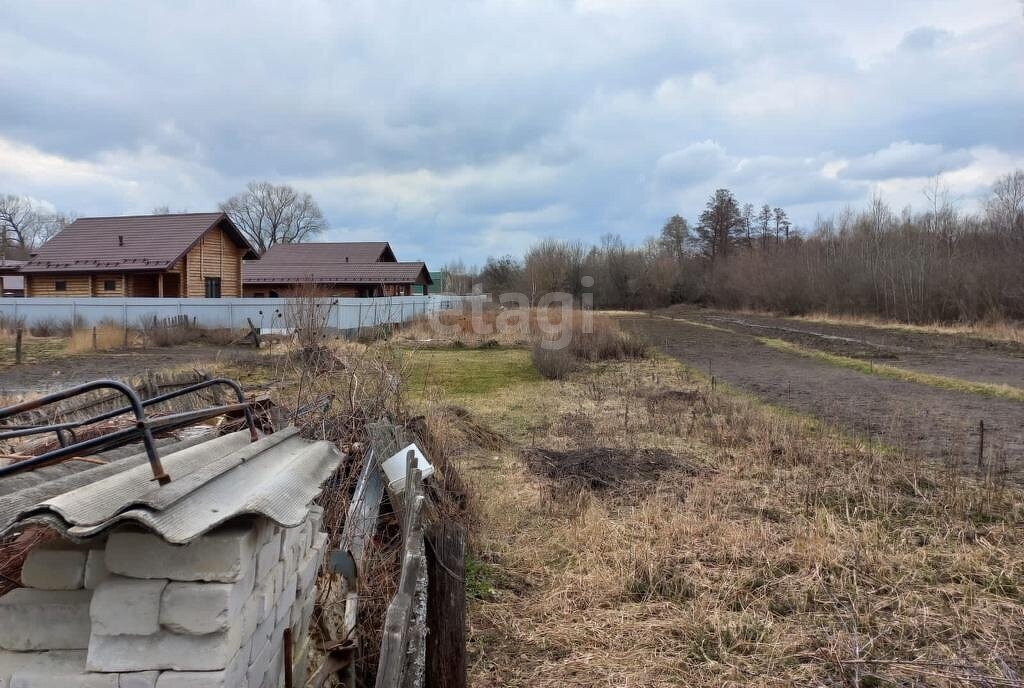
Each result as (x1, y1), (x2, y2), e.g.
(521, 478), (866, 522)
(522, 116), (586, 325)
(0, 507), (326, 688)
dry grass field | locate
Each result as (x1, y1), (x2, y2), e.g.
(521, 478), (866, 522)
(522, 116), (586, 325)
(404, 314), (1024, 687)
(3, 310), (1022, 686)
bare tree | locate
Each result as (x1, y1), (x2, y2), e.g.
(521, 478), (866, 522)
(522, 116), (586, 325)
(441, 259), (477, 295)
(922, 174), (958, 241)
(0, 195), (73, 257)
(985, 169), (1024, 238)
(741, 203), (755, 247)
(773, 207), (790, 241)
(757, 204), (773, 250)
(220, 181), (326, 254)
(523, 238), (586, 304)
(658, 214), (690, 260)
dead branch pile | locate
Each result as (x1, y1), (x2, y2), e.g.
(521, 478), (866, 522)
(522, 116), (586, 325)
(521, 446), (706, 495)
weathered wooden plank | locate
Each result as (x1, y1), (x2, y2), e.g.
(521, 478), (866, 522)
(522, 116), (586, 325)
(426, 521), (466, 688)
(375, 452), (427, 688)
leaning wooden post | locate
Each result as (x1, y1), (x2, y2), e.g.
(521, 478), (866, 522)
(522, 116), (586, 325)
(978, 420), (985, 469)
(14, 328), (22, 365)
(426, 521), (466, 688)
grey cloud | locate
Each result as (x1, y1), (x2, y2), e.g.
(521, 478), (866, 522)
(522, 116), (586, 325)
(0, 0), (1021, 267)
(899, 26), (954, 51)
(840, 142), (974, 180)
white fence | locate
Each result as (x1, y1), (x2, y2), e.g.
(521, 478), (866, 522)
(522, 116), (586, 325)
(0, 295), (484, 331)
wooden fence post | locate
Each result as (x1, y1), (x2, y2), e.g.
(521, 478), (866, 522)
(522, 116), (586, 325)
(15, 328), (23, 365)
(426, 521), (466, 688)
(92, 326), (97, 350)
(978, 420), (985, 469)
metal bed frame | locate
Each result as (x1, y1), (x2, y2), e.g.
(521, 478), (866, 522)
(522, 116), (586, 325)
(0, 378), (257, 485)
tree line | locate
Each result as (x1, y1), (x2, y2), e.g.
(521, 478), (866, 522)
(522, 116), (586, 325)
(458, 170), (1024, 323)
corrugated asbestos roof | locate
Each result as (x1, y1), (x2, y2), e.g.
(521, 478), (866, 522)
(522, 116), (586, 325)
(258, 242), (396, 264)
(242, 261), (433, 285)
(0, 427), (344, 544)
(20, 213), (259, 273)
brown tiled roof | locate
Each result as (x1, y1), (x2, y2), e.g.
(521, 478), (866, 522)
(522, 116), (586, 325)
(0, 259), (25, 275)
(258, 242), (396, 263)
(20, 213), (258, 273)
(243, 261), (432, 285)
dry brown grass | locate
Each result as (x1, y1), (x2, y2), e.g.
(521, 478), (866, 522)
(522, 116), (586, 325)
(423, 352), (1024, 687)
(66, 321), (125, 353)
(778, 310), (1024, 346)
(396, 305), (635, 350)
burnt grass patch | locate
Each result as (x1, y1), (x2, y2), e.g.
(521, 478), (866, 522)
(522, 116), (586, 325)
(522, 445), (701, 495)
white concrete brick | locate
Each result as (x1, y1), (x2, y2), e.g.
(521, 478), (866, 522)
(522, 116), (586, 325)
(0, 650), (88, 685)
(10, 672), (118, 688)
(153, 648), (246, 688)
(249, 608), (275, 663)
(240, 594), (261, 645)
(0, 589), (92, 650)
(278, 526), (300, 564)
(255, 519), (281, 548)
(106, 525), (257, 583)
(118, 672), (160, 688)
(301, 593), (316, 639)
(245, 634), (271, 688)
(91, 577), (167, 636)
(86, 625), (241, 672)
(20, 544), (88, 590)
(265, 645), (283, 688)
(255, 533), (281, 581)
(311, 532), (327, 553)
(84, 550), (110, 590)
(159, 570), (252, 636)
(306, 506), (324, 536)
(296, 548), (321, 596)
(255, 562), (282, 619)
(276, 575), (297, 624)
(299, 521), (313, 550)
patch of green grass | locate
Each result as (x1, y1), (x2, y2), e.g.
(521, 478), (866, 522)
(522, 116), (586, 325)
(759, 336), (1024, 402)
(465, 555), (497, 600)
(0, 336), (67, 366)
(404, 347), (540, 399)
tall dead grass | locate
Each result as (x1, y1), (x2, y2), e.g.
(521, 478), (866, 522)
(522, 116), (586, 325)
(66, 320), (125, 353)
(790, 310), (1024, 346)
(444, 354), (1024, 687)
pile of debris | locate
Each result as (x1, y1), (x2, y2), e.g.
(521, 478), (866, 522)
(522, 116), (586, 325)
(0, 373), (468, 688)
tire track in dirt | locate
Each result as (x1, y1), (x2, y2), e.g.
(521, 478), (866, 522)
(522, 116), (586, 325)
(687, 309), (1024, 390)
(620, 313), (1024, 481)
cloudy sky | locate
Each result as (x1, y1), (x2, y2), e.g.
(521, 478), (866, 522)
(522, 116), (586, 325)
(2, 1), (1022, 266)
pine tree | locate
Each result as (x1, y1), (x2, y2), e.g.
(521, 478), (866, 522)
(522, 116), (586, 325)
(697, 189), (743, 261)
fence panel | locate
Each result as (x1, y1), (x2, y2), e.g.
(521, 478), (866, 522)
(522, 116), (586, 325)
(0, 295), (482, 331)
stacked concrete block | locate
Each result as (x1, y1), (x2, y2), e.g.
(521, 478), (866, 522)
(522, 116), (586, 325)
(0, 508), (328, 687)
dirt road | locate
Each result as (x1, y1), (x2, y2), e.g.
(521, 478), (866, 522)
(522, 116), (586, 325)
(620, 308), (1024, 480)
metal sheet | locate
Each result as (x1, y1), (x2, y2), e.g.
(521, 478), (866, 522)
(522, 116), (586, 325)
(1, 428), (344, 544)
